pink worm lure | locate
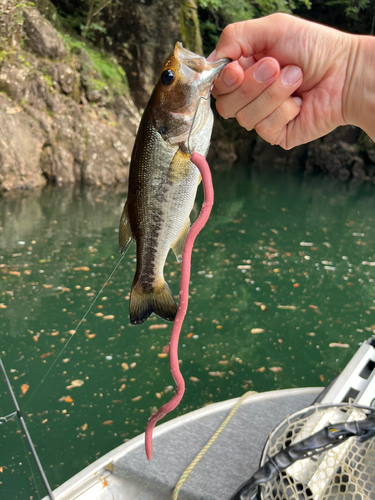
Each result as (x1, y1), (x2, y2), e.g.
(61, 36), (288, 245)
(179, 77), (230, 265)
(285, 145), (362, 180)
(145, 152), (214, 460)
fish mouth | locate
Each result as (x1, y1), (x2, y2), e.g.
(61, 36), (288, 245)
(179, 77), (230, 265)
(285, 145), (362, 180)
(175, 42), (231, 92)
(199, 57), (231, 91)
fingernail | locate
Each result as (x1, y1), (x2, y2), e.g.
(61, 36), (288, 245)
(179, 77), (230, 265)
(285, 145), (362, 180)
(254, 60), (277, 83)
(207, 49), (217, 62)
(282, 66), (302, 85)
(292, 96), (303, 107)
(222, 67), (238, 87)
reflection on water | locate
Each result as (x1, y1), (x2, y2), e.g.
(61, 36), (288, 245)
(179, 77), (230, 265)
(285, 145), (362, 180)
(1, 167), (375, 498)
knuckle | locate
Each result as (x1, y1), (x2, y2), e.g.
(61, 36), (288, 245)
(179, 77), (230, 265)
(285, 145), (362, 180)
(283, 140), (294, 151)
(255, 122), (284, 147)
(255, 125), (275, 145)
(236, 109), (252, 131)
(269, 12), (287, 24)
(254, 121), (269, 138)
(222, 23), (236, 41)
(215, 99), (230, 119)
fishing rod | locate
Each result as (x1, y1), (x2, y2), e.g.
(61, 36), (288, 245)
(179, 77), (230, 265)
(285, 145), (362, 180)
(0, 253), (126, 498)
(0, 358), (55, 500)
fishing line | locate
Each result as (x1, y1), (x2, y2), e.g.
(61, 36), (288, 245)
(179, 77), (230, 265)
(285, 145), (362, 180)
(24, 251), (126, 410)
(0, 358), (54, 499)
(187, 94), (210, 155)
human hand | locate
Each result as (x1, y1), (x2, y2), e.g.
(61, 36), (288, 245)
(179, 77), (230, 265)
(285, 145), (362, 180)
(209, 14), (361, 149)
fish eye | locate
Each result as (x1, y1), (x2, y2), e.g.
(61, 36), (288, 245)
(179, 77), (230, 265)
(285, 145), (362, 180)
(161, 69), (175, 86)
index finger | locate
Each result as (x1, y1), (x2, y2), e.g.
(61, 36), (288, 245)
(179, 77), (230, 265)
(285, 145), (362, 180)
(212, 61), (244, 97)
(212, 56), (259, 97)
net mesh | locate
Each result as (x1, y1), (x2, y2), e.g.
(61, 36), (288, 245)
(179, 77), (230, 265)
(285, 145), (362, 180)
(259, 404), (375, 500)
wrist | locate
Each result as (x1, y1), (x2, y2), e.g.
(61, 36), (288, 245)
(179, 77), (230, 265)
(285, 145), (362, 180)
(344, 34), (375, 141)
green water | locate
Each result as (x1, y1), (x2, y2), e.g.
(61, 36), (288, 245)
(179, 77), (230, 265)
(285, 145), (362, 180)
(1, 166), (375, 498)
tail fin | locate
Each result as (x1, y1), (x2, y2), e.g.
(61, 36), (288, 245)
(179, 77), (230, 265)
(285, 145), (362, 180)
(129, 279), (177, 325)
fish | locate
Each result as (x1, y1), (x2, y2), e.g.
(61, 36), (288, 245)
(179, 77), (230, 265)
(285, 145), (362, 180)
(119, 42), (230, 325)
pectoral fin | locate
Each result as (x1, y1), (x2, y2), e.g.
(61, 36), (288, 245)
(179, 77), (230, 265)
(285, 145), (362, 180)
(119, 201), (133, 254)
(172, 218), (190, 262)
(167, 148), (191, 183)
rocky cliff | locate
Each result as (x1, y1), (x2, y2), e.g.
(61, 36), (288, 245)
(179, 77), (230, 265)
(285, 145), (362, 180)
(1, 0), (375, 193)
(0, 1), (140, 192)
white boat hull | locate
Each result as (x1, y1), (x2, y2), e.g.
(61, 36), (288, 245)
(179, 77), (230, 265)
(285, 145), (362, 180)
(44, 387), (321, 500)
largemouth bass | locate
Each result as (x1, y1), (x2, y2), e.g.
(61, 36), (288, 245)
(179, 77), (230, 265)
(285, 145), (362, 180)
(119, 42), (230, 325)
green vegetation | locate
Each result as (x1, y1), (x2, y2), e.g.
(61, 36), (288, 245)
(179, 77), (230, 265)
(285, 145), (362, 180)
(197, 0), (311, 52)
(61, 33), (128, 95)
(49, 0), (112, 41)
(197, 0), (375, 52)
(0, 50), (9, 64)
(199, 0), (311, 22)
(295, 0), (375, 34)
(42, 73), (54, 88)
(16, 53), (31, 66)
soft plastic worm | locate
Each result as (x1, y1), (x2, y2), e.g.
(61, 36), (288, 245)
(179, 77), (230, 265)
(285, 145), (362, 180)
(145, 152), (214, 460)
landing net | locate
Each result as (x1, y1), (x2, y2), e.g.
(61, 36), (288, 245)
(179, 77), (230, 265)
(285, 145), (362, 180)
(259, 403), (375, 500)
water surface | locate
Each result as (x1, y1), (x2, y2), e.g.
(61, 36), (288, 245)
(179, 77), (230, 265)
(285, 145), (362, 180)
(1, 166), (375, 498)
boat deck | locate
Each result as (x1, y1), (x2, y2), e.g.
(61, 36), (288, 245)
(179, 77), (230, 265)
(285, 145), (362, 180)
(45, 387), (322, 500)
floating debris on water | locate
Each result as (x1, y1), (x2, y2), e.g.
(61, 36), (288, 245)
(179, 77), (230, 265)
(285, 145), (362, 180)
(20, 384), (29, 395)
(277, 305), (297, 310)
(148, 324), (168, 330)
(269, 366), (282, 373)
(251, 328), (265, 334)
(66, 379), (84, 390)
(59, 396), (73, 403)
